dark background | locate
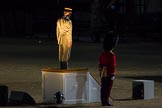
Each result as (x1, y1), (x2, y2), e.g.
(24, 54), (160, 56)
(0, 0), (162, 42)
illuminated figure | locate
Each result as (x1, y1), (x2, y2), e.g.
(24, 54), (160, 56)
(56, 7), (72, 69)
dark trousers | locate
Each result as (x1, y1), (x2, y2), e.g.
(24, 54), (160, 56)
(101, 77), (113, 106)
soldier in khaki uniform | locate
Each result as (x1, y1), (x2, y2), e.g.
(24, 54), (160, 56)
(56, 7), (72, 69)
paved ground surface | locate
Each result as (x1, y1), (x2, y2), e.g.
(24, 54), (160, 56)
(0, 37), (162, 108)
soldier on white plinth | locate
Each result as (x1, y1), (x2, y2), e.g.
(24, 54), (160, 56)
(56, 7), (72, 69)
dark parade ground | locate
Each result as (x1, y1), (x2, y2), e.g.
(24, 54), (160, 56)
(0, 0), (162, 107)
(0, 37), (162, 108)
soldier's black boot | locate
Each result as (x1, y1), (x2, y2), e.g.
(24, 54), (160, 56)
(62, 62), (68, 69)
(60, 62), (63, 69)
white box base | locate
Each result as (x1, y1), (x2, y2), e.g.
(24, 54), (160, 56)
(41, 68), (101, 104)
(132, 80), (154, 99)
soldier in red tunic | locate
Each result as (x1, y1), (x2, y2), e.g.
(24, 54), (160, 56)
(99, 33), (117, 106)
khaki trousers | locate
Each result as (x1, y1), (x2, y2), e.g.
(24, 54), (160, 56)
(59, 44), (71, 62)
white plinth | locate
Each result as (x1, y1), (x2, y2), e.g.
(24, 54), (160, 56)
(132, 80), (154, 99)
(41, 67), (101, 104)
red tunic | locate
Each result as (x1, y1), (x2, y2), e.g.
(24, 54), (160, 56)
(99, 50), (116, 77)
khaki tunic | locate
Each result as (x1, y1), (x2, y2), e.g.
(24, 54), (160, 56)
(56, 17), (72, 62)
